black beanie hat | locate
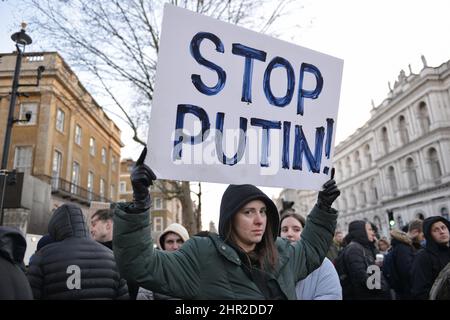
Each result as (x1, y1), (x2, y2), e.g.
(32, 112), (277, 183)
(219, 184), (279, 239)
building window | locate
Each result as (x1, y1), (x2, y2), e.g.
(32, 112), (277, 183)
(75, 125), (82, 145)
(428, 148), (442, 182)
(406, 157), (418, 190)
(370, 178), (378, 202)
(373, 216), (383, 237)
(71, 162), (80, 195)
(112, 156), (117, 171)
(354, 151), (361, 172)
(396, 215), (404, 229)
(365, 144), (372, 166)
(14, 146), (33, 173)
(154, 197), (162, 210)
(345, 156), (352, 178)
(110, 185), (115, 200)
(100, 178), (105, 201)
(87, 171), (94, 201)
(381, 127), (389, 154)
(89, 137), (96, 156)
(441, 207), (449, 220)
(418, 102), (431, 133)
(154, 217), (163, 232)
(56, 108), (65, 132)
(18, 103), (38, 125)
(52, 150), (62, 190)
(119, 181), (126, 193)
(398, 115), (409, 145)
(359, 183), (367, 206)
(387, 166), (398, 196)
(101, 148), (107, 164)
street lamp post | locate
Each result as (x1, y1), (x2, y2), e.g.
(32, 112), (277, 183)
(1, 23), (33, 170)
(0, 23), (33, 226)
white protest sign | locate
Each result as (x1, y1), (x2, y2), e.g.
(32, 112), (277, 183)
(147, 4), (343, 190)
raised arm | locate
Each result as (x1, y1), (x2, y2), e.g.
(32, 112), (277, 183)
(112, 147), (201, 299)
(290, 171), (340, 282)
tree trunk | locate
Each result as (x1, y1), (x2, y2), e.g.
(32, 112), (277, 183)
(181, 181), (197, 235)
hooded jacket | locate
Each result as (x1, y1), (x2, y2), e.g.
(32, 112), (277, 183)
(411, 216), (450, 299)
(389, 229), (415, 298)
(113, 184), (338, 299)
(158, 223), (190, 249)
(338, 220), (390, 300)
(27, 204), (129, 300)
(0, 227), (33, 299)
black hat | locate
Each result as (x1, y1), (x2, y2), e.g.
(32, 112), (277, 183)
(218, 184), (279, 239)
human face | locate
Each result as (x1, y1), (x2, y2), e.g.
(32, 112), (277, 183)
(366, 223), (376, 242)
(430, 221), (450, 245)
(232, 200), (267, 252)
(163, 232), (184, 252)
(378, 241), (389, 252)
(280, 216), (303, 243)
(90, 218), (112, 242)
(334, 232), (344, 244)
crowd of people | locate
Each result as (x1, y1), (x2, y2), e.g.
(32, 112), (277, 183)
(0, 147), (449, 300)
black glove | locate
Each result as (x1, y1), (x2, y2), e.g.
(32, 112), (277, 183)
(128, 147), (157, 213)
(317, 168), (340, 211)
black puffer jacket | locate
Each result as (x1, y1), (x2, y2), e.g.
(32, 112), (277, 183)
(27, 204), (129, 300)
(0, 227), (33, 300)
(411, 216), (450, 299)
(338, 220), (390, 300)
(389, 229), (416, 299)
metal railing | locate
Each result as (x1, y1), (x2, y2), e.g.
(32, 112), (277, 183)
(35, 175), (111, 204)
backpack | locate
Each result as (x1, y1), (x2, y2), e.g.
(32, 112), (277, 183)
(382, 249), (401, 292)
(334, 242), (365, 299)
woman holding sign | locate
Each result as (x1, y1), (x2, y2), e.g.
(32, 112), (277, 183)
(112, 147), (340, 299)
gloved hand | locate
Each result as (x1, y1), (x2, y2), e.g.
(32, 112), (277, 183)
(128, 147), (157, 213)
(317, 168), (340, 211)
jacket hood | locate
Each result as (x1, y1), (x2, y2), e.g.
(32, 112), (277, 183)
(0, 226), (27, 264)
(158, 223), (190, 249)
(48, 203), (89, 241)
(219, 184), (279, 239)
(344, 220), (371, 247)
(390, 229), (412, 246)
(423, 216), (450, 250)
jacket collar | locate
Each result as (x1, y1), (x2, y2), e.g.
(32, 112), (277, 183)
(208, 233), (242, 266)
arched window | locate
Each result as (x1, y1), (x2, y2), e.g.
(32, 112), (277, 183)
(359, 183), (367, 206)
(354, 151), (361, 172)
(365, 144), (372, 167)
(396, 215), (404, 228)
(387, 166), (398, 196)
(398, 115), (409, 144)
(381, 127), (390, 154)
(346, 156), (352, 178)
(373, 216), (383, 236)
(441, 207), (449, 220)
(370, 178), (378, 202)
(416, 212), (425, 220)
(418, 102), (431, 133)
(406, 157), (418, 190)
(428, 148), (442, 182)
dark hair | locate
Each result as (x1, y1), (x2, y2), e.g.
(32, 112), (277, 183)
(91, 209), (113, 221)
(280, 212), (306, 228)
(224, 216), (278, 272)
(408, 219), (423, 233)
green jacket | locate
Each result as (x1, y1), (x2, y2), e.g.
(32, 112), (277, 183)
(112, 203), (337, 300)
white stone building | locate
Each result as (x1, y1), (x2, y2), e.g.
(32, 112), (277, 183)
(277, 57), (450, 238)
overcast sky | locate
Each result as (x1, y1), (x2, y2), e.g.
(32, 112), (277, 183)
(2, 0), (450, 230)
